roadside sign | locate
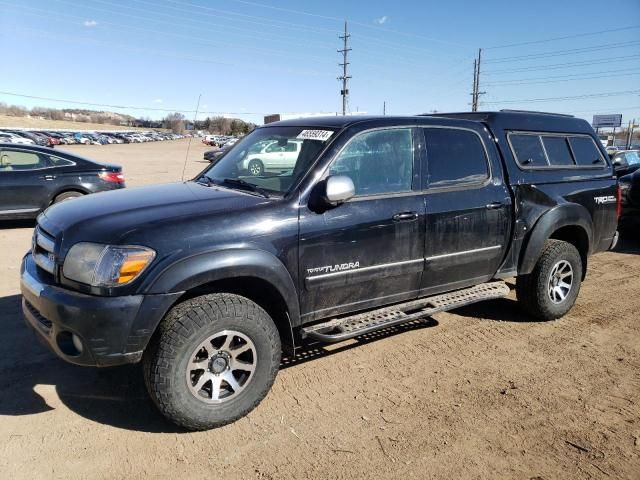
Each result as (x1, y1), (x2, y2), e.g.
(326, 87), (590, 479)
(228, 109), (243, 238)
(592, 114), (622, 128)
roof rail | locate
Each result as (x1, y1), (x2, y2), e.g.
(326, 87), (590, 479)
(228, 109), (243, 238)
(499, 109), (574, 118)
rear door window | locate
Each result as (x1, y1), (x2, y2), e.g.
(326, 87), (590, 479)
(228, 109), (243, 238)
(423, 128), (489, 186)
(509, 134), (548, 167)
(0, 150), (48, 171)
(568, 136), (604, 166)
(542, 136), (574, 166)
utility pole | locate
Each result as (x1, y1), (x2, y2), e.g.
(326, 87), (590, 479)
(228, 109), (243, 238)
(383, 100), (386, 115)
(338, 21), (351, 116)
(471, 59), (478, 111)
(472, 48), (485, 112)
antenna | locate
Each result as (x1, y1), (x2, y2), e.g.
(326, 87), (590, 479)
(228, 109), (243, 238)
(181, 93), (201, 181)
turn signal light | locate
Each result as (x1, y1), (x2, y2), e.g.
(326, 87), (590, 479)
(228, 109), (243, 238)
(117, 253), (154, 284)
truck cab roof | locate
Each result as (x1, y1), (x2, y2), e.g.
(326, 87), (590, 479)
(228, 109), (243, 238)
(266, 110), (595, 136)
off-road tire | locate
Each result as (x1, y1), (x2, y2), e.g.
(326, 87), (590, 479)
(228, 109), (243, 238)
(247, 159), (264, 176)
(516, 239), (582, 321)
(143, 293), (281, 431)
(54, 191), (83, 203)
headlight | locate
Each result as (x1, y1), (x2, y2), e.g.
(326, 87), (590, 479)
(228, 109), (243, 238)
(63, 243), (156, 287)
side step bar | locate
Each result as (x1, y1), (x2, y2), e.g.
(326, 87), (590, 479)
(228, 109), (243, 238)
(301, 282), (510, 343)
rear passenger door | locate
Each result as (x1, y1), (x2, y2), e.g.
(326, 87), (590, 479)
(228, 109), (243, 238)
(0, 148), (52, 216)
(419, 125), (512, 295)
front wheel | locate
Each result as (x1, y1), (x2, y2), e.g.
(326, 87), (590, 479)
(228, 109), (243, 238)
(516, 239), (582, 321)
(247, 159), (264, 176)
(143, 293), (281, 431)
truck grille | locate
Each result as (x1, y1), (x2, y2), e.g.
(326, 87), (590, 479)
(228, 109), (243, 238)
(32, 226), (57, 276)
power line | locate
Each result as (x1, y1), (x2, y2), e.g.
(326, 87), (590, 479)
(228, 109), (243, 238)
(0, 4), (338, 66)
(156, 0), (337, 34)
(0, 91), (271, 115)
(44, 0), (334, 60)
(485, 25), (640, 49)
(484, 54), (640, 74)
(1, 26), (332, 78)
(482, 90), (640, 105)
(485, 67), (640, 84)
(10, 0), (462, 78)
(484, 70), (640, 86)
(484, 40), (640, 63)
(224, 0), (470, 48)
(560, 105), (640, 114)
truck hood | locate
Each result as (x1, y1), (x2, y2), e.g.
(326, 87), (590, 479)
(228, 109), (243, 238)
(38, 181), (271, 244)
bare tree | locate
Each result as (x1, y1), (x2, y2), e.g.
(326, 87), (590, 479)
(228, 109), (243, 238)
(163, 112), (186, 134)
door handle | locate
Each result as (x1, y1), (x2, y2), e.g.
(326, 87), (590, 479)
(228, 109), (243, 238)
(41, 175), (56, 181)
(392, 212), (419, 222)
(485, 202), (503, 210)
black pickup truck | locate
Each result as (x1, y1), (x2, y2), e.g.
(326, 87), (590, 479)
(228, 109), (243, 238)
(21, 111), (619, 430)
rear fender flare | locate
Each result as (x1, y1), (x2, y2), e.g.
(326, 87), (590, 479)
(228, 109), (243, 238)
(519, 203), (593, 275)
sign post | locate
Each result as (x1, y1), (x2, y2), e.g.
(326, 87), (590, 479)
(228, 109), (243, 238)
(593, 114), (622, 147)
(592, 114), (622, 128)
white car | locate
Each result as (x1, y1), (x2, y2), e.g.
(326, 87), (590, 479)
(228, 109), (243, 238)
(241, 140), (302, 176)
(0, 132), (35, 145)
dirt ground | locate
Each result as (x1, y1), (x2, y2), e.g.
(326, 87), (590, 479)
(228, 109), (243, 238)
(0, 140), (638, 479)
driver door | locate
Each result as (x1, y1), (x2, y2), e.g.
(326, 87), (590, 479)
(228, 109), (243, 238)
(298, 127), (425, 322)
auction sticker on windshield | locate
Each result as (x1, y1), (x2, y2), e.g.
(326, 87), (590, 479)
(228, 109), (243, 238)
(297, 130), (334, 141)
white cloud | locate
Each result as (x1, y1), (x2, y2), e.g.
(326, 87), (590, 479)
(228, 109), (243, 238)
(152, 98), (163, 104)
(374, 16), (388, 25)
(83, 20), (98, 27)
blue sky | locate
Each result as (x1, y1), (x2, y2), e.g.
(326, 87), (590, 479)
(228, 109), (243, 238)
(1, 0), (639, 125)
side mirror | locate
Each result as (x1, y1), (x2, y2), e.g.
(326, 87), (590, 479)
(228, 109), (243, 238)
(612, 156), (628, 171)
(324, 175), (355, 206)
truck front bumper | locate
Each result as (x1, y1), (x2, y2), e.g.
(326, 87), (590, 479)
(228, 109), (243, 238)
(20, 253), (181, 367)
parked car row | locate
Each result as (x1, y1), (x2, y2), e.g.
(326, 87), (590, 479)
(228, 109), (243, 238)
(202, 135), (239, 147)
(0, 129), (189, 147)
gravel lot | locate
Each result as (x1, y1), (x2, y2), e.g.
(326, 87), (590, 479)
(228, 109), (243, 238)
(1, 140), (638, 479)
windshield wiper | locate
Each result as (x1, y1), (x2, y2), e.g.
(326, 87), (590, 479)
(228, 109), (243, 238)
(222, 178), (270, 198)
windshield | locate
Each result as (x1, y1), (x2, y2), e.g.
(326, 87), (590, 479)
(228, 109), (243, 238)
(626, 151), (640, 166)
(200, 126), (336, 195)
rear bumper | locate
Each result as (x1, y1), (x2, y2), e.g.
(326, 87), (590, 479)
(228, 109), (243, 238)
(20, 253), (181, 367)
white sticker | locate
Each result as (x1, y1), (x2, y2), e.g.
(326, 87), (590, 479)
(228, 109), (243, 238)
(296, 130), (334, 141)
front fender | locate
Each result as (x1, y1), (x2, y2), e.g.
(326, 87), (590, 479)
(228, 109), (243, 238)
(519, 203), (593, 275)
(144, 248), (301, 328)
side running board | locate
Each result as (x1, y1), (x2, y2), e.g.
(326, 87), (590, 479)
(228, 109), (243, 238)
(301, 282), (510, 343)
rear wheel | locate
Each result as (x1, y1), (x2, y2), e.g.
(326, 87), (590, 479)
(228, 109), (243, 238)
(516, 239), (582, 320)
(143, 293), (281, 431)
(248, 159), (264, 176)
(54, 191), (83, 203)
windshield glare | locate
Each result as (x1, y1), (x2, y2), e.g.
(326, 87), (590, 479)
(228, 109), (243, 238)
(201, 126), (336, 195)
